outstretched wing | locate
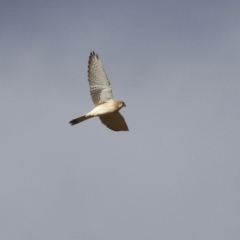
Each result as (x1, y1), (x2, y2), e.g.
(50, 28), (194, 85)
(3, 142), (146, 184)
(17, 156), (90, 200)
(88, 52), (113, 106)
(99, 112), (129, 131)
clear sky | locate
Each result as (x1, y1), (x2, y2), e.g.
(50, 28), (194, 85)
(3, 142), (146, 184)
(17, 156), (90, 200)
(1, 1), (240, 239)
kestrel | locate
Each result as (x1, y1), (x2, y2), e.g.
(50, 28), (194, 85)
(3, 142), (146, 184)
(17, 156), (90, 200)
(69, 51), (129, 131)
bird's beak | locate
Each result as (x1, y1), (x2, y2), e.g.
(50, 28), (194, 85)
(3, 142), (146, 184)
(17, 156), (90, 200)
(123, 103), (126, 107)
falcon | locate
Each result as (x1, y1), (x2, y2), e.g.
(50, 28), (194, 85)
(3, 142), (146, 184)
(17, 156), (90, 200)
(69, 51), (129, 131)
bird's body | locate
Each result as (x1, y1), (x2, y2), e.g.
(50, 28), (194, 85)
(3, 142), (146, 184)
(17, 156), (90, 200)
(86, 101), (124, 117)
(69, 52), (128, 131)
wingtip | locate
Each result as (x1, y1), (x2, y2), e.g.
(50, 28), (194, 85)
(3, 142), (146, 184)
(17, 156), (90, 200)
(89, 51), (99, 59)
(105, 126), (129, 132)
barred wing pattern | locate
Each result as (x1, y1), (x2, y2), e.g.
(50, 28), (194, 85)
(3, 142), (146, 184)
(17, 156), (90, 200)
(88, 52), (113, 106)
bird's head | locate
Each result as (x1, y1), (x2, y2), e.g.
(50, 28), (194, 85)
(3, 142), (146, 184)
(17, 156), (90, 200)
(118, 101), (126, 109)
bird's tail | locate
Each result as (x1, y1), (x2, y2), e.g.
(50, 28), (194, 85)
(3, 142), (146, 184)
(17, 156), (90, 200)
(69, 115), (92, 126)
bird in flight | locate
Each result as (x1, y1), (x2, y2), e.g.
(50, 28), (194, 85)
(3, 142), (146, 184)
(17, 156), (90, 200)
(69, 51), (129, 131)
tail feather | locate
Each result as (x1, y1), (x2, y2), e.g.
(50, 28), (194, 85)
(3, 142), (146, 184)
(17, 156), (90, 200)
(69, 115), (92, 126)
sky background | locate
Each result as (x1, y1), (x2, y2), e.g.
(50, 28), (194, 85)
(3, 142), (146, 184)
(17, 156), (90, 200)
(1, 1), (240, 239)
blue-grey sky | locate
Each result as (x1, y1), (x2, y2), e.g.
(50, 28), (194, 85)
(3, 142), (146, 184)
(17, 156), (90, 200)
(1, 1), (240, 239)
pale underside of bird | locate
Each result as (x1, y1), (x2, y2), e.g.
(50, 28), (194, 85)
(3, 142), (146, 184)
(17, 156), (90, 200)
(69, 51), (129, 132)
